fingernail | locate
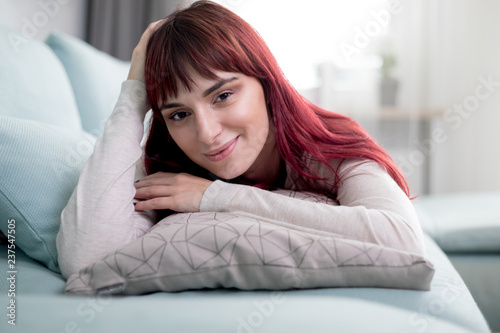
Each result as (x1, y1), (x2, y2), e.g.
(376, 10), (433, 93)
(134, 179), (140, 183)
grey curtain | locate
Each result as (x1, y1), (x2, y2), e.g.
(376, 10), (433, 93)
(86, 0), (190, 60)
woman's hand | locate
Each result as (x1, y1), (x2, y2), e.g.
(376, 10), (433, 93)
(133, 172), (213, 212)
(127, 20), (163, 82)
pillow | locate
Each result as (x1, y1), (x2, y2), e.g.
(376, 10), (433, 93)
(414, 192), (500, 252)
(65, 192), (435, 295)
(45, 32), (131, 136)
(0, 116), (96, 273)
(0, 25), (81, 131)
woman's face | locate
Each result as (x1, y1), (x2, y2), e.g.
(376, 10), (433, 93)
(160, 70), (278, 182)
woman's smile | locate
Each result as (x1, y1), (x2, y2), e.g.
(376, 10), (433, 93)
(204, 136), (239, 162)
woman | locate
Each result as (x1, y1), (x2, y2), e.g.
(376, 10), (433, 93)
(56, 1), (424, 279)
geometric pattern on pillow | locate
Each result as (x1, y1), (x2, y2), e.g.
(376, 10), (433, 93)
(65, 192), (435, 295)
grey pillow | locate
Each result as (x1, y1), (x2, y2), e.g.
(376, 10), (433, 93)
(65, 191), (435, 295)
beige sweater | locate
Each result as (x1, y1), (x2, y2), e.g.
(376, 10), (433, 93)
(56, 80), (425, 279)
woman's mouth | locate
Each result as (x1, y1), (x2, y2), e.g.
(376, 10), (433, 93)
(204, 136), (239, 162)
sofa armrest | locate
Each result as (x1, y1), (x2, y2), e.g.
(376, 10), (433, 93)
(413, 192), (500, 252)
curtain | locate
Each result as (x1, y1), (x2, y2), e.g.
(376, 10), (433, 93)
(86, 0), (191, 60)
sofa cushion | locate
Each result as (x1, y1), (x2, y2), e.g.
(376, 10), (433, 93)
(0, 25), (81, 131)
(0, 244), (65, 294)
(0, 116), (96, 273)
(45, 32), (131, 136)
(2, 235), (490, 333)
(414, 192), (500, 252)
(65, 191), (435, 295)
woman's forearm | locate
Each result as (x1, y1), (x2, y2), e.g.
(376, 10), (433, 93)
(56, 80), (155, 279)
(200, 160), (425, 255)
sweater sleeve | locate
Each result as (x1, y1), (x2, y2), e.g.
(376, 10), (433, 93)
(199, 159), (425, 255)
(56, 80), (156, 279)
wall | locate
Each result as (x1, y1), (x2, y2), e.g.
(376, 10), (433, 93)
(392, 0), (500, 194)
(428, 1), (500, 193)
(0, 0), (87, 40)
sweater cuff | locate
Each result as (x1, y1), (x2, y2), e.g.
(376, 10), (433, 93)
(200, 180), (232, 212)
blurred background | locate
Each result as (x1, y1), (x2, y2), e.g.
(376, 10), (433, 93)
(2, 0), (499, 196)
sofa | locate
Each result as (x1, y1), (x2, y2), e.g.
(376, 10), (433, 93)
(0, 25), (496, 332)
(413, 192), (500, 332)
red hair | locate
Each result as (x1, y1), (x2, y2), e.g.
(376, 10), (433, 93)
(144, 0), (410, 196)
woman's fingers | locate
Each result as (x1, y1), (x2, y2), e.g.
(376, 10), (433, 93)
(133, 172), (212, 212)
(127, 19), (163, 82)
(134, 184), (173, 199)
(134, 196), (172, 211)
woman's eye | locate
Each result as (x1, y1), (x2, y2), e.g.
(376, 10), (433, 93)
(215, 92), (231, 102)
(170, 111), (189, 121)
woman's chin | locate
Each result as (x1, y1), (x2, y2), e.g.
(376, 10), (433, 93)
(207, 164), (249, 182)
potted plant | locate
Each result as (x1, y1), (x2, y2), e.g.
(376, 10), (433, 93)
(379, 52), (399, 106)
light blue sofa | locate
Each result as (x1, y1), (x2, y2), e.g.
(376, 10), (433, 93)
(0, 25), (495, 332)
(414, 192), (500, 331)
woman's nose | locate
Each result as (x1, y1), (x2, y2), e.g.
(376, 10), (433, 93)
(196, 108), (222, 144)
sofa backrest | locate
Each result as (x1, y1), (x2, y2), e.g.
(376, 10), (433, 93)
(0, 25), (82, 132)
(45, 32), (130, 136)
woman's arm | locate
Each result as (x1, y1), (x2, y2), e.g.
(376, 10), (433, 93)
(57, 21), (165, 279)
(199, 159), (426, 255)
(56, 81), (155, 279)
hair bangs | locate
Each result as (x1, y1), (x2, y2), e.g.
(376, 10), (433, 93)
(146, 8), (253, 111)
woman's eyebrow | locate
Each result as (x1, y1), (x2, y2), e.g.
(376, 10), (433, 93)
(202, 76), (238, 97)
(160, 76), (239, 111)
(160, 102), (183, 110)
